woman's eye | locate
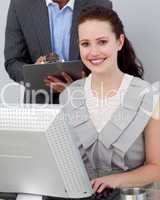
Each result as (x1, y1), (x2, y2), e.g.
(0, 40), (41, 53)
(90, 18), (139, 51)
(80, 42), (89, 47)
(99, 40), (108, 45)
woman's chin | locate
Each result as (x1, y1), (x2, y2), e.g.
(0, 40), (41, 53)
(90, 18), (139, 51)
(91, 69), (108, 75)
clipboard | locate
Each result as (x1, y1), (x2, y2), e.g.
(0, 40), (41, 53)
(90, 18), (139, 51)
(23, 60), (87, 90)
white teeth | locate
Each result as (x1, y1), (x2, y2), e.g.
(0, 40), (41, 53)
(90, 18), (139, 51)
(90, 59), (105, 65)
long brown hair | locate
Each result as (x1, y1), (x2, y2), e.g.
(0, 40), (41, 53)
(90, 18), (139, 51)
(77, 6), (144, 78)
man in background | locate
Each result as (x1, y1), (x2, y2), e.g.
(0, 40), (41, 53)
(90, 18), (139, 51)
(4, 0), (112, 104)
(3, 1), (112, 199)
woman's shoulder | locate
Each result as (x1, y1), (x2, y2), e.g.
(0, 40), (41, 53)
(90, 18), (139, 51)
(69, 78), (86, 88)
(59, 78), (86, 105)
(130, 75), (153, 100)
(130, 76), (155, 116)
(129, 76), (153, 99)
(131, 76), (151, 89)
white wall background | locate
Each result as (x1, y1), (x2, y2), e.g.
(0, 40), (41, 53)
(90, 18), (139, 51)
(114, 0), (160, 82)
(0, 0), (160, 104)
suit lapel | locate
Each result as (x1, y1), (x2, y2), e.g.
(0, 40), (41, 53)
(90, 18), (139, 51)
(30, 0), (52, 55)
(65, 80), (98, 149)
(69, 101), (99, 150)
(98, 78), (147, 149)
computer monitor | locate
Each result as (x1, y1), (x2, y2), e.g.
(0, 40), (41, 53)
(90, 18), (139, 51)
(0, 104), (93, 198)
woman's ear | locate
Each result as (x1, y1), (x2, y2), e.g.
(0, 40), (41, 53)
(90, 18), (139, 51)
(118, 34), (125, 51)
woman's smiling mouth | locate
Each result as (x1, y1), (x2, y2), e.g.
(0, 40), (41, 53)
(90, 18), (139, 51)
(89, 58), (106, 65)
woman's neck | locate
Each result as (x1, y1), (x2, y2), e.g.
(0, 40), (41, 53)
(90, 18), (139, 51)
(91, 69), (124, 98)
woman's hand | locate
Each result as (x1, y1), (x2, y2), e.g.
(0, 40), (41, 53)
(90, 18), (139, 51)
(44, 72), (73, 93)
(91, 175), (121, 193)
(44, 71), (86, 93)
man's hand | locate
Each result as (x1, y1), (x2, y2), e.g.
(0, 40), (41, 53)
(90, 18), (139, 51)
(35, 56), (46, 64)
(35, 53), (60, 64)
(44, 71), (86, 93)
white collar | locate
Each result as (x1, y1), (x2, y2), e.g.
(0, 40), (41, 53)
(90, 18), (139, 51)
(85, 73), (133, 100)
(45, 0), (75, 10)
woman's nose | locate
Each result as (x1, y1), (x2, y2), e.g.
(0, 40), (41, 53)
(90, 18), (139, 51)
(88, 45), (99, 56)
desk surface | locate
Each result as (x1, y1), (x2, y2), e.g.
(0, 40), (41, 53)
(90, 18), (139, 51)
(1, 189), (160, 200)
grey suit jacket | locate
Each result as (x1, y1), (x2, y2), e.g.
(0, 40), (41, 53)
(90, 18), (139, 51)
(4, 0), (112, 83)
(59, 76), (154, 179)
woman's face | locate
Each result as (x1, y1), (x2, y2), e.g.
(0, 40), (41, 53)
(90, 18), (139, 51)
(78, 20), (124, 75)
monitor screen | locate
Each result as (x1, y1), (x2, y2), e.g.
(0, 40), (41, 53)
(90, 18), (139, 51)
(0, 104), (93, 198)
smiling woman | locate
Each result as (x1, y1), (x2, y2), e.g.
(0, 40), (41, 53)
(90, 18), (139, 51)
(59, 5), (160, 194)
(77, 6), (144, 80)
(78, 19), (124, 75)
